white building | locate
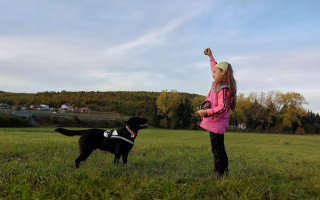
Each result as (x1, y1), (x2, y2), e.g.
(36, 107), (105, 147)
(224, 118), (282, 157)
(40, 104), (49, 110)
(61, 103), (73, 109)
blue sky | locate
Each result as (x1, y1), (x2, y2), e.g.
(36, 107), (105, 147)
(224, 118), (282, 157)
(1, 0), (320, 113)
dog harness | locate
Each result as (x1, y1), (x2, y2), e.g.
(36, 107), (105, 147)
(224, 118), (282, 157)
(103, 130), (134, 145)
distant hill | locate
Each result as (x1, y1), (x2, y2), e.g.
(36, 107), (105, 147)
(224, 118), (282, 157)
(0, 90), (202, 117)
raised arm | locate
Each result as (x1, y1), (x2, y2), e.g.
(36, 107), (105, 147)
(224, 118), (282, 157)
(204, 48), (217, 74)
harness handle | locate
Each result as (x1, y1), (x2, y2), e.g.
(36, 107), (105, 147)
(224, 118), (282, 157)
(198, 100), (211, 125)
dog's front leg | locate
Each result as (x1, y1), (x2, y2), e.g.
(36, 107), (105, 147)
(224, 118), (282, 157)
(113, 153), (121, 165)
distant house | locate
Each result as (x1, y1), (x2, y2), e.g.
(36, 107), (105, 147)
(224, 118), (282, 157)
(239, 123), (247, 130)
(59, 103), (73, 112)
(30, 104), (41, 110)
(0, 103), (10, 109)
(40, 104), (49, 110)
(79, 107), (91, 112)
(61, 103), (73, 110)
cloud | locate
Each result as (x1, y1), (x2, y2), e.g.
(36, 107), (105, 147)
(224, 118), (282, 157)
(296, 89), (320, 115)
(1, 0), (319, 114)
(0, 74), (34, 92)
(0, 11), (199, 92)
(228, 48), (320, 93)
(99, 14), (193, 68)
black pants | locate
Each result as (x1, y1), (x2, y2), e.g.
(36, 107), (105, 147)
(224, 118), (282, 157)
(209, 132), (228, 176)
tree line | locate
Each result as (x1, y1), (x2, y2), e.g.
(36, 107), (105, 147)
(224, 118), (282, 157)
(0, 90), (319, 134)
(229, 91), (319, 134)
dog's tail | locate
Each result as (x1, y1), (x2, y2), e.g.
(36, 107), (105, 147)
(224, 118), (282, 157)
(55, 128), (85, 136)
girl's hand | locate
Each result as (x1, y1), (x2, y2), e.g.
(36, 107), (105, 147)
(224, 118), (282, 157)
(204, 48), (213, 59)
(197, 109), (207, 117)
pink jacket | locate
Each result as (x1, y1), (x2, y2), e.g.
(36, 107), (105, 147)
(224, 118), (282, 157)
(200, 58), (230, 134)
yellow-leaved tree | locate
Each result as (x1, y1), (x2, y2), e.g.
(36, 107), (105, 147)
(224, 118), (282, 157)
(156, 90), (186, 128)
(276, 92), (307, 133)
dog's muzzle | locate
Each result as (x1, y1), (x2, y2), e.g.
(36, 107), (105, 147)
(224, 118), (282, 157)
(140, 124), (148, 128)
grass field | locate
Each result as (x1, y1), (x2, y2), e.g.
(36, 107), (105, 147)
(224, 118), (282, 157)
(0, 127), (320, 199)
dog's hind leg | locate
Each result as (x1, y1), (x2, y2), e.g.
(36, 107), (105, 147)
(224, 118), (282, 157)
(75, 149), (93, 168)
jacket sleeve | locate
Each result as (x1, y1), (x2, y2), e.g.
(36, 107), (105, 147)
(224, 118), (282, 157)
(210, 58), (217, 76)
(206, 88), (229, 118)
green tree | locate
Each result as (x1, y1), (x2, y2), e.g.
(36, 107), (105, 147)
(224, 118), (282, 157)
(156, 90), (193, 129)
(264, 91), (279, 132)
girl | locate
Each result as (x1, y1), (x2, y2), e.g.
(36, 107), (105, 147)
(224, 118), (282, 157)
(197, 48), (237, 178)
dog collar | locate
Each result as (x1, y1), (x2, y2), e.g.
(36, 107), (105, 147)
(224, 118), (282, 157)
(126, 126), (136, 137)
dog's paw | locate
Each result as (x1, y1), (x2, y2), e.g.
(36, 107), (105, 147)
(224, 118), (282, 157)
(113, 159), (120, 165)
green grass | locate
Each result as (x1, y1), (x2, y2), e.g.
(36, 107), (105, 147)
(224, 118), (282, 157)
(0, 128), (320, 199)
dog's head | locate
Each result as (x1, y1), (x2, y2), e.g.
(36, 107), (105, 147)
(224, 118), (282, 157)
(126, 117), (148, 134)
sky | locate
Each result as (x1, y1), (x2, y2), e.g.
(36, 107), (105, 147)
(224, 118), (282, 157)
(1, 0), (320, 113)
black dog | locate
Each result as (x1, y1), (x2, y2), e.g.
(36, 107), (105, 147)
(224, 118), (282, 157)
(55, 117), (148, 168)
